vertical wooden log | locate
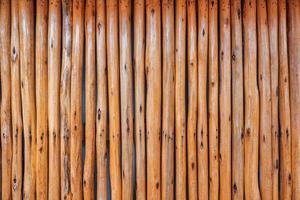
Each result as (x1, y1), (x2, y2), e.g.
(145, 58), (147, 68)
(11, 1), (23, 199)
(257, 0), (272, 199)
(219, 0), (231, 199)
(48, 0), (61, 199)
(146, 0), (161, 199)
(106, 0), (122, 199)
(278, 0), (292, 199)
(243, 1), (261, 199)
(197, 1), (209, 199)
(0, 0), (12, 199)
(267, 1), (279, 199)
(175, 0), (186, 199)
(187, 0), (197, 199)
(231, 0), (244, 199)
(287, 1), (300, 199)
(134, 0), (146, 199)
(70, 1), (84, 199)
(161, 0), (175, 199)
(60, 0), (72, 199)
(96, 0), (108, 199)
(83, 0), (96, 199)
(19, 0), (36, 199)
(119, 0), (134, 199)
(36, 0), (48, 199)
(208, 0), (218, 199)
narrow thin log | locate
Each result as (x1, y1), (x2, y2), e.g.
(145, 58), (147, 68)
(187, 0), (197, 199)
(48, 1), (61, 199)
(96, 1), (108, 199)
(0, 0), (12, 199)
(83, 0), (96, 199)
(287, 1), (300, 199)
(175, 0), (186, 199)
(106, 0), (122, 199)
(231, 0), (244, 199)
(146, 1), (161, 199)
(70, 1), (84, 199)
(19, 0), (36, 199)
(257, 0), (273, 199)
(161, 0), (175, 199)
(219, 0), (231, 199)
(60, 0), (72, 199)
(134, 1), (146, 199)
(267, 1), (279, 199)
(243, 0), (261, 199)
(278, 0), (292, 198)
(36, 0), (48, 199)
(119, 0), (134, 199)
(11, 1), (23, 199)
(208, 0), (219, 199)
(197, 1), (209, 199)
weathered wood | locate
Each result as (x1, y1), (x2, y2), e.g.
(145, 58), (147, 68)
(70, 1), (84, 199)
(287, 1), (300, 199)
(231, 0), (244, 199)
(161, 0), (175, 199)
(106, 0), (122, 199)
(187, 0), (197, 199)
(60, 0), (72, 199)
(197, 1), (209, 199)
(11, 1), (23, 199)
(83, 0), (96, 199)
(134, 1), (146, 199)
(19, 0), (36, 199)
(0, 0), (12, 199)
(278, 0), (292, 199)
(146, 0), (161, 199)
(36, 0), (48, 199)
(243, 0), (260, 199)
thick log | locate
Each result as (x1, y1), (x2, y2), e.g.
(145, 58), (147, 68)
(146, 0), (161, 199)
(19, 0), (36, 199)
(278, 0), (292, 199)
(197, 1), (209, 199)
(36, 0), (48, 199)
(0, 0), (12, 199)
(161, 0), (175, 199)
(70, 0), (84, 199)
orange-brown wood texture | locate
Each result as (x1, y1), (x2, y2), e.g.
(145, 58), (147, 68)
(36, 0), (48, 199)
(231, 0), (244, 199)
(48, 0), (61, 199)
(146, 0), (161, 199)
(83, 0), (96, 199)
(134, 0), (146, 199)
(219, 0), (231, 199)
(106, 0), (122, 199)
(279, 0), (292, 199)
(70, 1), (84, 199)
(96, 0), (108, 199)
(208, 0), (219, 199)
(0, 0), (12, 199)
(197, 1), (209, 199)
(119, 1), (134, 199)
(267, 1), (279, 199)
(19, 0), (37, 199)
(187, 0), (197, 199)
(60, 0), (72, 199)
(243, 0), (261, 199)
(258, 0), (272, 199)
(175, 0), (187, 199)
(288, 1), (300, 199)
(11, 1), (23, 199)
(161, 1), (175, 200)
